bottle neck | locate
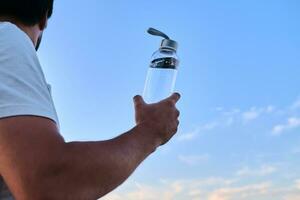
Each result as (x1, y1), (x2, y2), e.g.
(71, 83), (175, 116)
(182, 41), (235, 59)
(159, 47), (176, 53)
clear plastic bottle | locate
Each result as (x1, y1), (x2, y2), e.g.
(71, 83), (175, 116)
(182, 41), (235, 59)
(143, 28), (180, 104)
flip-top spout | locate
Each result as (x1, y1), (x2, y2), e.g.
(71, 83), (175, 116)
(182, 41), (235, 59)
(147, 27), (178, 51)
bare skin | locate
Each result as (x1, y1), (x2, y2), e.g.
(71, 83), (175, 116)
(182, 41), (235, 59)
(0, 15), (181, 199)
(0, 93), (180, 200)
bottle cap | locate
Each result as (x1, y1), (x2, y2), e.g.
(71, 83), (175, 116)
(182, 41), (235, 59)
(147, 28), (178, 51)
(161, 39), (178, 51)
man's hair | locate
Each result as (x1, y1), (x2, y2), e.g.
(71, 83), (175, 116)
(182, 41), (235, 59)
(0, 0), (54, 26)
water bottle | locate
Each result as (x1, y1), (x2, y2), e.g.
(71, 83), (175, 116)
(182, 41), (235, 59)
(143, 28), (180, 104)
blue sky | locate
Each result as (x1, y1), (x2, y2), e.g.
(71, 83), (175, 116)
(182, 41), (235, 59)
(38, 0), (300, 199)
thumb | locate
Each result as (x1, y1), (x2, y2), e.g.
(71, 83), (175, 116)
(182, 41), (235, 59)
(133, 95), (146, 109)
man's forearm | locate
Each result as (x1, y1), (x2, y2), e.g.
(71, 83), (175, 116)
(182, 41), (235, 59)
(0, 94), (180, 200)
(42, 123), (158, 200)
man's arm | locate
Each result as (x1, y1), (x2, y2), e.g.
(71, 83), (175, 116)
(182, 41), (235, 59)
(0, 94), (180, 200)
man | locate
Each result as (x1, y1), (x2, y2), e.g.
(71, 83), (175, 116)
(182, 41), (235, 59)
(0, 0), (181, 199)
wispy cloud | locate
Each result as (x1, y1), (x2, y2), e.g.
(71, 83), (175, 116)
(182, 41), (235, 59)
(103, 96), (300, 200)
(283, 180), (300, 200)
(291, 98), (300, 110)
(179, 105), (274, 142)
(177, 128), (200, 141)
(177, 122), (218, 142)
(208, 182), (272, 200)
(180, 103), (280, 143)
(102, 177), (298, 200)
(284, 194), (300, 200)
(102, 177), (236, 200)
(218, 105), (276, 126)
(295, 179), (300, 190)
(102, 180), (188, 200)
(222, 109), (241, 117)
(236, 165), (277, 177)
(215, 107), (224, 112)
(242, 106), (275, 122)
(272, 117), (300, 135)
(242, 108), (262, 122)
(202, 122), (218, 130)
(178, 154), (210, 165)
(179, 96), (299, 145)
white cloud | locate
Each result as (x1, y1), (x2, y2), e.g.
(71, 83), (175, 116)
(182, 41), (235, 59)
(222, 109), (241, 116)
(225, 117), (234, 126)
(178, 154), (210, 165)
(282, 180), (300, 200)
(103, 179), (289, 200)
(202, 122), (218, 130)
(218, 105), (275, 126)
(102, 180), (188, 200)
(215, 107), (224, 112)
(179, 103), (279, 142)
(208, 182), (272, 200)
(242, 106), (275, 122)
(179, 98), (299, 142)
(266, 105), (275, 113)
(103, 193), (122, 200)
(236, 165), (277, 177)
(295, 180), (300, 190)
(177, 122), (218, 142)
(272, 117), (300, 135)
(291, 99), (300, 110)
(194, 177), (237, 187)
(188, 188), (203, 197)
(284, 194), (300, 200)
(242, 108), (261, 122)
(177, 129), (200, 141)
(102, 178), (236, 200)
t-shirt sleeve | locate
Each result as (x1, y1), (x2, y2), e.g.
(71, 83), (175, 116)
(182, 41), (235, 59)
(0, 23), (58, 124)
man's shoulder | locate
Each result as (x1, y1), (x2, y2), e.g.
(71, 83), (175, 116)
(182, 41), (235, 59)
(0, 22), (59, 127)
(0, 22), (43, 81)
(0, 22), (36, 59)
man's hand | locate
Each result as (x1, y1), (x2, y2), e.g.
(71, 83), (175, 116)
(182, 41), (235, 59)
(133, 93), (181, 147)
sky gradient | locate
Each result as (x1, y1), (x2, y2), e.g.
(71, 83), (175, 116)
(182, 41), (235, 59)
(38, 0), (300, 199)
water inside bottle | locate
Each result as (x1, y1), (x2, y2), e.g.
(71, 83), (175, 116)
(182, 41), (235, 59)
(143, 57), (178, 103)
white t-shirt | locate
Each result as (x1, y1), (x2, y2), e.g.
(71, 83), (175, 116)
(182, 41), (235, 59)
(0, 22), (59, 199)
